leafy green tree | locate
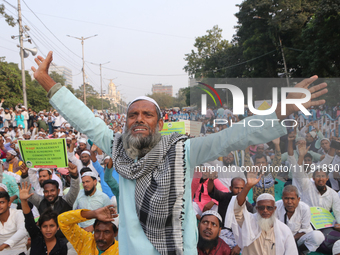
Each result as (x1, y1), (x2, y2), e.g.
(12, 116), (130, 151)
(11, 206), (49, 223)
(0, 4), (16, 27)
(86, 96), (111, 110)
(66, 84), (75, 94)
(74, 83), (98, 100)
(298, 0), (340, 78)
(184, 25), (231, 78)
(146, 93), (174, 109)
(0, 59), (51, 111)
(0, 60), (23, 107)
(50, 71), (66, 86)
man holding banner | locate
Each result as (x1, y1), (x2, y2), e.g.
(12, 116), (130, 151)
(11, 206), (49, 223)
(31, 51), (327, 255)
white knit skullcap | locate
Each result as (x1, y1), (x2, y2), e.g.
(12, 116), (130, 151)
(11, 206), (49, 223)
(257, 193), (275, 202)
(81, 171), (97, 180)
(8, 150), (17, 156)
(81, 151), (91, 156)
(127, 96), (162, 117)
(321, 138), (330, 143)
(0, 183), (8, 192)
(104, 156), (111, 160)
(112, 215), (119, 228)
(78, 138), (87, 144)
(201, 210), (222, 223)
(309, 131), (317, 138)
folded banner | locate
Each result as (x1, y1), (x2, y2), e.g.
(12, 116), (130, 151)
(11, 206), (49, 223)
(18, 138), (68, 168)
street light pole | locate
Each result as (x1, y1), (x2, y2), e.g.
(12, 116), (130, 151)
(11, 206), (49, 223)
(279, 36), (290, 87)
(17, 0), (27, 108)
(90, 61), (110, 111)
(67, 34), (98, 105)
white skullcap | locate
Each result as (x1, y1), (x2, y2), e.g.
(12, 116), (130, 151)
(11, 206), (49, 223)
(65, 123), (71, 128)
(26, 131), (31, 135)
(18, 124), (22, 128)
(81, 150), (91, 156)
(104, 156), (110, 160)
(8, 150), (17, 156)
(333, 240), (340, 254)
(39, 168), (52, 174)
(295, 136), (306, 142)
(127, 96), (162, 117)
(0, 183), (8, 192)
(66, 137), (72, 140)
(78, 138), (87, 144)
(201, 210), (222, 224)
(81, 171), (97, 180)
(321, 138), (330, 143)
(257, 193), (275, 202)
(309, 131), (317, 139)
(112, 215), (119, 228)
(18, 136), (24, 140)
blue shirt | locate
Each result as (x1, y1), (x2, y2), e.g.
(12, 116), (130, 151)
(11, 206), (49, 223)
(92, 160), (119, 198)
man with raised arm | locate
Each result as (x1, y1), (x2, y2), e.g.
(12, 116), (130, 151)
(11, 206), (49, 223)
(31, 51), (327, 255)
(225, 171), (297, 255)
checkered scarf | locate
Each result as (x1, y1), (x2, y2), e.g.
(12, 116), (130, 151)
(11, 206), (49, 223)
(112, 132), (188, 255)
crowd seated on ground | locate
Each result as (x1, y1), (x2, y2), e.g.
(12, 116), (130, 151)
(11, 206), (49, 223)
(1, 97), (340, 254)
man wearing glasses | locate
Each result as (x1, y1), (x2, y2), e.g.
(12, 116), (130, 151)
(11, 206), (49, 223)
(225, 170), (298, 255)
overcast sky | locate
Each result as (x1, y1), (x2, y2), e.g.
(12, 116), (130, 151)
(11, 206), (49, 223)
(1, 0), (241, 103)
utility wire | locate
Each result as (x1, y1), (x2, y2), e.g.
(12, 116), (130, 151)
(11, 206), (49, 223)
(21, 0), (82, 59)
(34, 12), (193, 40)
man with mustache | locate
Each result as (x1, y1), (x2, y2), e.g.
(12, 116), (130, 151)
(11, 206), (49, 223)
(225, 170), (298, 255)
(32, 51), (327, 255)
(58, 205), (118, 255)
(20, 163), (80, 223)
(73, 168), (112, 232)
(197, 210), (230, 255)
(290, 137), (340, 254)
(275, 185), (324, 253)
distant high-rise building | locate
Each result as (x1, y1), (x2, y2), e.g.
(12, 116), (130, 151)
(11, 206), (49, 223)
(48, 64), (73, 87)
(152, 83), (173, 96)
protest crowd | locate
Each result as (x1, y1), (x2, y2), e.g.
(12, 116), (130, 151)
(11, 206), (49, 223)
(0, 58), (339, 255)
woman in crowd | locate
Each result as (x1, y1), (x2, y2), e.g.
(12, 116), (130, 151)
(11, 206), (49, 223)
(19, 182), (67, 255)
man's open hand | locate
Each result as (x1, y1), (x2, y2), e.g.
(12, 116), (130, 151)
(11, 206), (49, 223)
(31, 51), (56, 92)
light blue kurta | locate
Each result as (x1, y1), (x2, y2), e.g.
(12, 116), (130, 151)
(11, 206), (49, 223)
(49, 85), (287, 255)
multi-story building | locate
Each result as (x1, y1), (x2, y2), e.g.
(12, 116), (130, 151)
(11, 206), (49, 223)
(48, 64), (73, 87)
(151, 83), (173, 96)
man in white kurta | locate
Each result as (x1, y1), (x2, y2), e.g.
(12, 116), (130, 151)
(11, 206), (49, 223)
(276, 185), (324, 252)
(288, 139), (340, 224)
(225, 171), (298, 255)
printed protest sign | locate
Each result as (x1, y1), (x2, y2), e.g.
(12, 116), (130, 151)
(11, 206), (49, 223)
(183, 120), (202, 137)
(18, 138), (68, 168)
(160, 122), (186, 135)
(310, 207), (336, 230)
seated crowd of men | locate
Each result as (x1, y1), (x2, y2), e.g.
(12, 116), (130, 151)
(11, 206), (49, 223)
(1, 101), (340, 255)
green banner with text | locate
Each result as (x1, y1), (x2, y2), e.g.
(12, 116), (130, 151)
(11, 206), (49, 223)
(160, 122), (186, 136)
(18, 138), (68, 168)
(310, 207), (336, 230)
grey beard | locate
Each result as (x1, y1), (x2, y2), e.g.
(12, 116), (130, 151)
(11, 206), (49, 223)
(257, 212), (275, 232)
(122, 124), (162, 159)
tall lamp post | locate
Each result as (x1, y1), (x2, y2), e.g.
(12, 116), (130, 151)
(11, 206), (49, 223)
(67, 34), (98, 105)
(90, 61), (110, 111)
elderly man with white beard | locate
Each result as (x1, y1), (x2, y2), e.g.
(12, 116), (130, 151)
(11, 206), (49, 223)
(31, 52), (328, 255)
(225, 170), (298, 255)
